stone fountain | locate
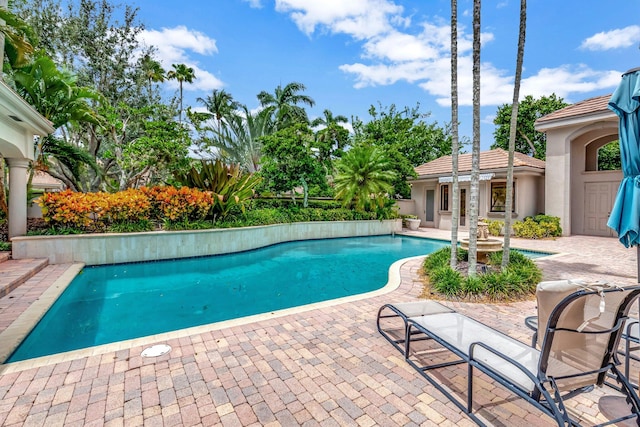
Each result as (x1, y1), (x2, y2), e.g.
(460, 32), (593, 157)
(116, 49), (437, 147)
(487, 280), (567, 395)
(460, 219), (503, 263)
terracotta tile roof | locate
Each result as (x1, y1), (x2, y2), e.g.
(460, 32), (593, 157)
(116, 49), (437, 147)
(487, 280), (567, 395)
(414, 148), (545, 177)
(536, 94), (611, 124)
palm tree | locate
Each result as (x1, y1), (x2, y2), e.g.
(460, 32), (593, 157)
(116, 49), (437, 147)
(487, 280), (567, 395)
(212, 105), (273, 173)
(502, 0), (527, 269)
(334, 145), (396, 212)
(467, 0), (481, 277)
(257, 81), (315, 129)
(140, 54), (165, 100)
(167, 63), (195, 122)
(197, 89), (240, 134)
(311, 109), (348, 128)
(449, 0), (460, 269)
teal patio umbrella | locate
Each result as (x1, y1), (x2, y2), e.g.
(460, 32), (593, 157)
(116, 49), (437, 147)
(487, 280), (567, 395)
(607, 67), (640, 281)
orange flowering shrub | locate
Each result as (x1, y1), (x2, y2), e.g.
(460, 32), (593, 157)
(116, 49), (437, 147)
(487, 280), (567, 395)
(39, 189), (104, 228)
(39, 186), (212, 230)
(103, 189), (152, 223)
(141, 186), (213, 221)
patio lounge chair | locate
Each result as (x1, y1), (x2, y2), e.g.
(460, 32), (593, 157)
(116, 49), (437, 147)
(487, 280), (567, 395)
(376, 300), (454, 354)
(379, 283), (640, 426)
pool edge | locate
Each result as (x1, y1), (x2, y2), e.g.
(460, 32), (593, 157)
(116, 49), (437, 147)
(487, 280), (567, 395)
(0, 254), (424, 373)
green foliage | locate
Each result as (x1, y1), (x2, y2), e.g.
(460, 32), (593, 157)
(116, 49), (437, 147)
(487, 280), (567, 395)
(491, 94), (569, 160)
(512, 215), (562, 239)
(597, 141), (621, 171)
(423, 246), (541, 300)
(486, 219), (504, 236)
(462, 275), (485, 295)
(163, 219), (215, 231)
(0, 241), (10, 251)
(174, 159), (262, 218)
(260, 124), (327, 207)
(352, 103), (452, 197)
(430, 267), (463, 296)
(334, 145), (396, 212)
(107, 220), (154, 233)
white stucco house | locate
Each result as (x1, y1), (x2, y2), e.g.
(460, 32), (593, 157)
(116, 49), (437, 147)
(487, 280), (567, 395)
(535, 94), (619, 237)
(409, 148), (546, 230)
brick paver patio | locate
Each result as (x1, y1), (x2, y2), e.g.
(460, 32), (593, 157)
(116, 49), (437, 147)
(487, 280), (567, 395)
(0, 229), (638, 426)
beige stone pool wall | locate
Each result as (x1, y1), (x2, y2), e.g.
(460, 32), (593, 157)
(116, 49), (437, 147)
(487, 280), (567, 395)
(11, 219), (402, 265)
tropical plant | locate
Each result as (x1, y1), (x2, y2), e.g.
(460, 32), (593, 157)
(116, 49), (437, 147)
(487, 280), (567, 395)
(174, 159), (262, 219)
(312, 109), (350, 168)
(491, 94), (569, 159)
(333, 145), (396, 212)
(197, 89), (239, 133)
(502, 0), (527, 269)
(352, 103), (452, 198)
(0, 6), (36, 67)
(260, 124), (327, 207)
(167, 63), (195, 122)
(12, 52), (104, 190)
(139, 53), (165, 100)
(257, 81), (315, 129)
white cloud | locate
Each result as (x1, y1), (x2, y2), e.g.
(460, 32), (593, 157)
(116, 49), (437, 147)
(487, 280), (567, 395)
(581, 25), (640, 51)
(274, 0), (404, 39)
(519, 65), (621, 100)
(139, 26), (223, 92)
(242, 0), (263, 8)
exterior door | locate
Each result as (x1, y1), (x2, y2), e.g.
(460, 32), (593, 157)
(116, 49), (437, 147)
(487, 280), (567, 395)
(584, 182), (617, 237)
(425, 190), (435, 222)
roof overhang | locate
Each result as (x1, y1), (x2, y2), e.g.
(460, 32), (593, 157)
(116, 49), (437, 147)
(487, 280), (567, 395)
(535, 110), (617, 133)
(410, 166), (544, 183)
(0, 79), (54, 159)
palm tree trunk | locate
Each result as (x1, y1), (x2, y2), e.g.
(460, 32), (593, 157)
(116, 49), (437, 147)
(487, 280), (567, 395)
(502, 0), (527, 268)
(450, 0), (460, 269)
(468, 0), (481, 277)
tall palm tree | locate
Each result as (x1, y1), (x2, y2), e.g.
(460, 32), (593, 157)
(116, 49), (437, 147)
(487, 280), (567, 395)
(468, 0), (481, 277)
(197, 89), (240, 134)
(140, 54), (165, 100)
(312, 108), (349, 165)
(167, 63), (195, 122)
(449, 0), (460, 269)
(257, 81), (315, 129)
(502, 0), (527, 268)
(334, 145), (396, 212)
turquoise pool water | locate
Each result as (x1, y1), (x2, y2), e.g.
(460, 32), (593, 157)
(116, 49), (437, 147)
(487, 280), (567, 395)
(8, 235), (451, 362)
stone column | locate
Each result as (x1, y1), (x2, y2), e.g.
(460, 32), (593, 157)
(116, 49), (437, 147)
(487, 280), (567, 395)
(7, 158), (30, 239)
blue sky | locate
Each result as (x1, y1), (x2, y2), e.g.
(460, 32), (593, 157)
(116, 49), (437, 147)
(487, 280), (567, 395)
(131, 0), (640, 151)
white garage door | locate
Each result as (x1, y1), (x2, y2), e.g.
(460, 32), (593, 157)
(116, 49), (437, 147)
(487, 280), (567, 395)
(584, 182), (619, 237)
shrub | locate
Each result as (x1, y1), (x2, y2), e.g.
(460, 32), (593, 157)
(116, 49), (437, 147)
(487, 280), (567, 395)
(174, 159), (261, 218)
(486, 219), (504, 236)
(512, 215), (562, 239)
(423, 246), (541, 301)
(429, 266), (463, 296)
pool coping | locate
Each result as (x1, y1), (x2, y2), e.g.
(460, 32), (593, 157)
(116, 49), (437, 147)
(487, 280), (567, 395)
(0, 253), (424, 373)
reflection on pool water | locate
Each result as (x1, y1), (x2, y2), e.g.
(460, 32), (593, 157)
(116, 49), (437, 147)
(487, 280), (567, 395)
(8, 235), (451, 362)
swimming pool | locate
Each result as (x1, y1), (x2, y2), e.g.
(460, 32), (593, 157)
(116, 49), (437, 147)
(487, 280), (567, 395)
(8, 235), (450, 362)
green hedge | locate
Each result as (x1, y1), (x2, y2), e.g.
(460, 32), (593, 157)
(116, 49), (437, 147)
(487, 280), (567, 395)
(422, 246), (542, 301)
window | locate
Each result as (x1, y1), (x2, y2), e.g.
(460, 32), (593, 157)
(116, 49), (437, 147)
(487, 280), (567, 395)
(440, 185), (449, 211)
(490, 182), (515, 212)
